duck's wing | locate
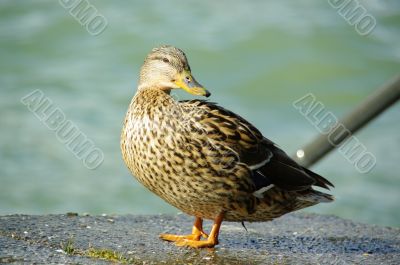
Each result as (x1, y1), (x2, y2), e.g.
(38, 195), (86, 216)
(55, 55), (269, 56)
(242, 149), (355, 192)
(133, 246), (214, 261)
(179, 100), (333, 192)
(257, 145), (334, 191)
(179, 100), (272, 169)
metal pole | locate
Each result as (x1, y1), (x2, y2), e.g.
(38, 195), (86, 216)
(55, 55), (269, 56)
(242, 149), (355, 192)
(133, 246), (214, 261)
(293, 74), (400, 168)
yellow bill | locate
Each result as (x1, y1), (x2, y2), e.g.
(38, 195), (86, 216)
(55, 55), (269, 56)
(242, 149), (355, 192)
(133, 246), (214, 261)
(174, 70), (210, 97)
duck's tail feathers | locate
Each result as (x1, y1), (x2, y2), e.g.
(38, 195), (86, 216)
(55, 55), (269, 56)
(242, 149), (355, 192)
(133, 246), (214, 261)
(302, 167), (334, 190)
(297, 190), (334, 204)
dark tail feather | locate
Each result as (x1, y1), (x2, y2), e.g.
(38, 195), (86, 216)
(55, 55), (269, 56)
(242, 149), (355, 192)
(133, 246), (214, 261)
(297, 189), (335, 203)
(302, 167), (334, 190)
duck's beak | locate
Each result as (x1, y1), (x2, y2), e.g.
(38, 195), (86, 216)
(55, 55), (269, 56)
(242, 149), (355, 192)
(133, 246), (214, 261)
(174, 70), (211, 97)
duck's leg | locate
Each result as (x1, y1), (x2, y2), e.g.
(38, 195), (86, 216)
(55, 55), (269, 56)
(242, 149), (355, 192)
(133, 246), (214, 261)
(175, 213), (224, 248)
(160, 217), (208, 242)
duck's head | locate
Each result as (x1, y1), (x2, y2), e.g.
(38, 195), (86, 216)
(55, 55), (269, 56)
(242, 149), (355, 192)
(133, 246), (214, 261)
(138, 45), (210, 97)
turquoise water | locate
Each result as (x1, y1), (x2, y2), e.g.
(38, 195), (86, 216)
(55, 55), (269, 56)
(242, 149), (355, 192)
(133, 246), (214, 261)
(1, 0), (399, 227)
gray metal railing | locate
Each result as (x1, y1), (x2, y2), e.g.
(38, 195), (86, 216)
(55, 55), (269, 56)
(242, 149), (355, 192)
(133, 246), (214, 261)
(293, 74), (400, 167)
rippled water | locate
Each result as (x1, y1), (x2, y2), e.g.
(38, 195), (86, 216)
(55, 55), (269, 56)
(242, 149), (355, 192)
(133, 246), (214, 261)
(1, 0), (399, 226)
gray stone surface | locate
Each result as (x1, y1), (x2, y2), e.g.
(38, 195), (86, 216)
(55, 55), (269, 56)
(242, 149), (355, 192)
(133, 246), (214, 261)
(0, 213), (399, 264)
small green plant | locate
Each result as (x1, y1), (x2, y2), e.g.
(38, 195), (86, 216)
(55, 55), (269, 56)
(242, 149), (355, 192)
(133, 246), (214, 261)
(60, 238), (137, 264)
(61, 237), (75, 255)
(86, 248), (129, 264)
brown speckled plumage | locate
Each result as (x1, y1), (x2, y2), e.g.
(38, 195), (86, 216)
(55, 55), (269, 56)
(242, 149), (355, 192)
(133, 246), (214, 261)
(121, 45), (334, 248)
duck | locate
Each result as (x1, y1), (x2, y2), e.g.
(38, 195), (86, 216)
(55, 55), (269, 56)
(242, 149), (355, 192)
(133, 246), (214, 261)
(120, 45), (334, 248)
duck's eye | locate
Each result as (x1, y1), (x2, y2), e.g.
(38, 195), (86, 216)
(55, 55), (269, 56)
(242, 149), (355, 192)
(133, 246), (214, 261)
(162, 58), (170, 63)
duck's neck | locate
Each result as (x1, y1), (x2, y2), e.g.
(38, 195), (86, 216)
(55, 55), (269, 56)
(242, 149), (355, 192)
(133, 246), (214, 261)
(132, 87), (176, 114)
(137, 81), (172, 95)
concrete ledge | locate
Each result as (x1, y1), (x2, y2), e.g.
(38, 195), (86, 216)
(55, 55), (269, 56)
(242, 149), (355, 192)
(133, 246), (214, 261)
(0, 213), (399, 264)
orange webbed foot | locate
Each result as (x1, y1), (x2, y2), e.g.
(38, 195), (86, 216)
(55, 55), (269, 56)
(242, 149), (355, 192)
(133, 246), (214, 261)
(160, 216), (208, 242)
(160, 213), (224, 249)
(175, 238), (218, 248)
(159, 232), (207, 242)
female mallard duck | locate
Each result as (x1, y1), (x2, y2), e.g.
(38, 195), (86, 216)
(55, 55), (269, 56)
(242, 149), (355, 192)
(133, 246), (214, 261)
(121, 45), (334, 248)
